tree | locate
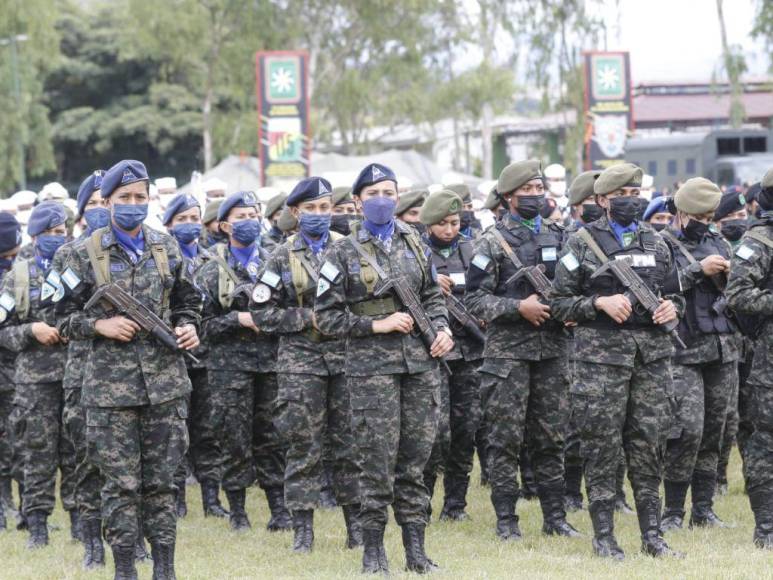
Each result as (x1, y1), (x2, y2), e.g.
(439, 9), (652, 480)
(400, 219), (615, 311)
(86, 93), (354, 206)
(716, 0), (747, 128)
(751, 0), (773, 72)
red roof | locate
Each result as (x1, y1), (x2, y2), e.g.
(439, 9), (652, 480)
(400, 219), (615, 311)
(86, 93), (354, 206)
(634, 92), (773, 124)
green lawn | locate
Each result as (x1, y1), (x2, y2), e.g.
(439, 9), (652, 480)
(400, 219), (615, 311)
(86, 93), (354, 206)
(1, 450), (770, 579)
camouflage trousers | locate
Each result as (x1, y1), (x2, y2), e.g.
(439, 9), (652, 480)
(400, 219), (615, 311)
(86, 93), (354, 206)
(445, 359), (482, 482)
(275, 372), (359, 511)
(665, 360), (736, 483)
(349, 370), (440, 530)
(188, 368), (222, 485)
(423, 370), (450, 491)
(63, 388), (103, 520)
(0, 390), (13, 480)
(86, 398), (189, 547)
(573, 357), (671, 506)
(480, 357), (569, 501)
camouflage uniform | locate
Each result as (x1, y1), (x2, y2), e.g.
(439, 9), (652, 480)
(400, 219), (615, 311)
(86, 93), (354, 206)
(0, 293), (16, 512)
(464, 214), (571, 536)
(660, 229), (739, 526)
(57, 225), (198, 549)
(314, 221), (446, 531)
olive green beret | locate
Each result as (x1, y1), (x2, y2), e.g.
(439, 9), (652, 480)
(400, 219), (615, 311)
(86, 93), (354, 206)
(265, 192), (288, 220)
(419, 189), (463, 225)
(593, 163), (643, 195)
(396, 188), (428, 216)
(332, 186), (353, 206)
(444, 183), (471, 204)
(674, 177), (722, 215)
(277, 205), (297, 233)
(497, 160), (543, 194)
(568, 170), (601, 205)
(763, 167), (773, 190)
(484, 186), (500, 210)
(203, 199), (224, 225)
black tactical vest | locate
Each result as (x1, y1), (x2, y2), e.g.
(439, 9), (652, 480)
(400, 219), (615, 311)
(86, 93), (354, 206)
(430, 238), (472, 298)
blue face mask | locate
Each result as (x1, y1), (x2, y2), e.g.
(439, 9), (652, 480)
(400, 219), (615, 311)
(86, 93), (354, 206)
(362, 197), (396, 225)
(172, 223), (202, 245)
(231, 219), (261, 246)
(83, 207), (111, 233)
(35, 235), (66, 260)
(113, 204), (148, 231)
(298, 213), (331, 237)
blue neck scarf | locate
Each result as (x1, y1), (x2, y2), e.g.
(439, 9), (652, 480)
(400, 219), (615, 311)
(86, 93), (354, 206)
(179, 241), (198, 260)
(229, 243), (262, 282)
(609, 219), (638, 247)
(35, 255), (50, 273)
(112, 225), (145, 263)
(363, 219), (395, 243)
(460, 225), (473, 239)
(510, 213), (541, 233)
(300, 230), (329, 255)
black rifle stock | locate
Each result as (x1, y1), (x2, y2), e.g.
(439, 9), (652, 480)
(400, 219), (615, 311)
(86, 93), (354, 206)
(505, 263), (553, 301)
(445, 293), (486, 343)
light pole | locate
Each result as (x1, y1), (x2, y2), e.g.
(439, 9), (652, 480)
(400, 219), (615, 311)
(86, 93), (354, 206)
(1, 34), (29, 190)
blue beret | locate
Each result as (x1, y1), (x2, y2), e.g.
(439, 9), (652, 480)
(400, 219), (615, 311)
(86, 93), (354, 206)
(0, 213), (22, 253)
(286, 177), (332, 207)
(643, 197), (671, 221)
(28, 201), (67, 237)
(76, 170), (104, 216)
(352, 163), (397, 196)
(217, 190), (259, 221)
(163, 193), (201, 225)
(100, 160), (149, 199)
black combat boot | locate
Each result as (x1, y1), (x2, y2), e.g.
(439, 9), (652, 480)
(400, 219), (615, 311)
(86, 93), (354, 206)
(439, 475), (470, 521)
(492, 494), (521, 541)
(150, 541), (176, 580)
(637, 498), (683, 558)
(200, 481), (229, 518)
(0, 502), (5, 531)
(175, 480), (187, 519)
(82, 518), (105, 569)
(362, 526), (389, 574)
(589, 500), (624, 560)
(343, 504), (363, 549)
(112, 545), (138, 580)
(660, 480), (688, 532)
(539, 484), (581, 537)
(225, 488), (251, 531)
(563, 464), (584, 512)
(401, 523), (439, 574)
(750, 489), (773, 550)
(15, 481), (26, 530)
(0, 476), (12, 510)
(265, 486), (292, 532)
(423, 472), (437, 520)
(690, 470), (731, 528)
(69, 508), (82, 542)
(26, 510), (49, 549)
(291, 509), (314, 553)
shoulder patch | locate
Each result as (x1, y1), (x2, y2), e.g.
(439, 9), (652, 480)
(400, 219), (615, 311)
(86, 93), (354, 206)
(260, 270), (281, 289)
(316, 277), (331, 297)
(61, 267), (81, 291)
(252, 283), (272, 304)
(0, 293), (15, 312)
(320, 261), (341, 283)
(560, 252), (580, 272)
(736, 245), (755, 261)
(471, 253), (491, 271)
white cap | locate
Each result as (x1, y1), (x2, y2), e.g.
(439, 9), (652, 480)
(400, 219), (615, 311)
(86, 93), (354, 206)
(203, 177), (227, 193)
(11, 190), (37, 210)
(155, 177), (177, 191)
(149, 184), (159, 199)
(62, 198), (78, 215)
(642, 174), (654, 189)
(544, 164), (566, 179)
(38, 182), (69, 202)
(0, 199), (17, 214)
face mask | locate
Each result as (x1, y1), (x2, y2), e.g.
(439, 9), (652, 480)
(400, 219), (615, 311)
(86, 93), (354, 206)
(35, 234), (66, 260)
(460, 210), (477, 231)
(207, 230), (228, 246)
(651, 222), (668, 232)
(299, 213), (331, 237)
(682, 218), (709, 241)
(172, 223), (202, 245)
(514, 195), (544, 220)
(412, 222), (427, 235)
(0, 257), (14, 272)
(330, 214), (355, 236)
(83, 207), (111, 233)
(720, 219), (747, 242)
(231, 219), (261, 245)
(113, 204), (148, 231)
(581, 203), (604, 223)
(362, 197), (396, 225)
(429, 233), (456, 249)
(608, 196), (639, 227)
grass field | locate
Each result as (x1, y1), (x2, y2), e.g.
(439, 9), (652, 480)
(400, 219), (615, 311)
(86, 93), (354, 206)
(1, 450), (770, 579)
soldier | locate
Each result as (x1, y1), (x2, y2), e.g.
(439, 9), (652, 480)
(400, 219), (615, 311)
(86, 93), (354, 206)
(395, 188), (428, 234)
(0, 202), (72, 549)
(277, 205), (298, 236)
(314, 163), (453, 574)
(195, 190), (290, 534)
(725, 168), (773, 549)
(551, 162), (684, 559)
(162, 193), (229, 520)
(251, 177), (361, 553)
(264, 192), (289, 249)
(643, 197), (673, 232)
(659, 178), (738, 531)
(330, 186), (358, 236)
(419, 189), (484, 521)
(445, 183), (482, 240)
(464, 160), (578, 542)
(566, 171), (603, 233)
(203, 178), (228, 203)
(57, 159), (200, 580)
(200, 199), (226, 249)
(0, 213), (22, 531)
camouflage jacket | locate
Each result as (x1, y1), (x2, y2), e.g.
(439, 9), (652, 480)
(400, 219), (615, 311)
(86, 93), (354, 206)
(464, 214), (568, 362)
(196, 242), (277, 373)
(181, 247), (212, 370)
(313, 221), (449, 377)
(250, 233), (345, 376)
(551, 216), (684, 367)
(0, 268), (17, 391)
(56, 225), (201, 408)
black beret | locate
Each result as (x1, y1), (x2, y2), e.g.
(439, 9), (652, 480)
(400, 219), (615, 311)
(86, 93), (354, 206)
(713, 190), (748, 221)
(0, 213), (22, 253)
(286, 177), (332, 207)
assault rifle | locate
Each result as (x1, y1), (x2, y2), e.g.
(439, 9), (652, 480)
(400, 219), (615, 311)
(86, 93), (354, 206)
(492, 229), (553, 301)
(445, 293), (486, 343)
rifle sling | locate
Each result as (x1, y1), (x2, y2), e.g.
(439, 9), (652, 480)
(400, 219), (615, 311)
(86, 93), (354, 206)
(349, 237), (389, 280)
(577, 228), (610, 264)
(746, 229), (773, 250)
(491, 227), (524, 270)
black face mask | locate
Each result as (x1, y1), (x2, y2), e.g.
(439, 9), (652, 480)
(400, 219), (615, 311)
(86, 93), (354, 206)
(720, 219), (747, 242)
(514, 195), (545, 220)
(580, 203), (604, 224)
(682, 218), (710, 241)
(412, 222), (427, 235)
(651, 222), (668, 232)
(460, 210), (479, 231)
(330, 214), (356, 236)
(608, 196), (639, 227)
(207, 231), (228, 246)
(429, 232), (457, 249)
